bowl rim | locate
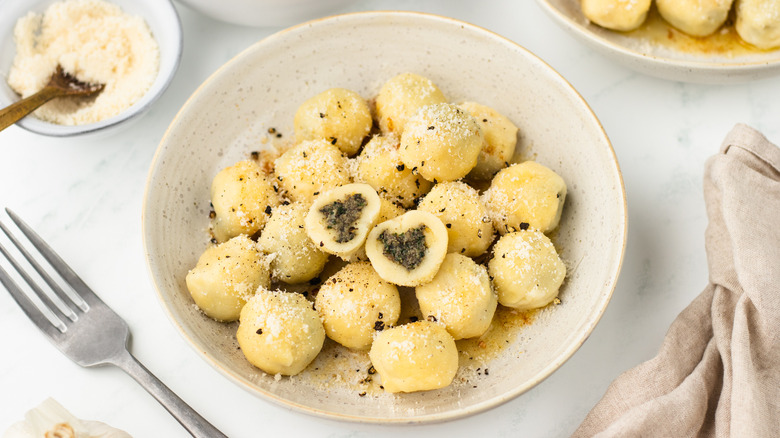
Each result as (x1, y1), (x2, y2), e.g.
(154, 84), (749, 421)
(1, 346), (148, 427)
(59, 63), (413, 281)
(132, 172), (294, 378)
(5, 0), (183, 137)
(142, 9), (628, 423)
(535, 0), (780, 75)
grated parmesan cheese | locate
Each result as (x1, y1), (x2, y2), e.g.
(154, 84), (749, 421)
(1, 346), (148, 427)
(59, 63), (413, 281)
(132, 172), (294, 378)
(7, 0), (160, 125)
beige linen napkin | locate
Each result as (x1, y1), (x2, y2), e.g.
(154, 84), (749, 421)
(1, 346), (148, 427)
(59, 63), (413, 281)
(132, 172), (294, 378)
(573, 124), (780, 438)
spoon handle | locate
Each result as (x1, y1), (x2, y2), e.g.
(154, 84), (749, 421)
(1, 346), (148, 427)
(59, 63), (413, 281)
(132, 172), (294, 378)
(0, 86), (65, 132)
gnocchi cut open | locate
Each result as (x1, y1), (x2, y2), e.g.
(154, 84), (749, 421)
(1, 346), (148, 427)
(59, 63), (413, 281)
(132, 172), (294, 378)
(365, 210), (448, 287)
(305, 183), (381, 260)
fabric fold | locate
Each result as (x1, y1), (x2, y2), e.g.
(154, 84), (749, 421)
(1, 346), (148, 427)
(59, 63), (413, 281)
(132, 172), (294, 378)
(573, 124), (780, 438)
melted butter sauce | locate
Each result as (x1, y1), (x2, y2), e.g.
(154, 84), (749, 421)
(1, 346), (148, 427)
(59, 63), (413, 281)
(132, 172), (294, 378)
(623, 5), (770, 57)
(291, 282), (541, 396)
(456, 305), (538, 366)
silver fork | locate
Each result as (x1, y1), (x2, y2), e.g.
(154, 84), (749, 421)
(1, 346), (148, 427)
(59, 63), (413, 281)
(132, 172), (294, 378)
(0, 208), (227, 438)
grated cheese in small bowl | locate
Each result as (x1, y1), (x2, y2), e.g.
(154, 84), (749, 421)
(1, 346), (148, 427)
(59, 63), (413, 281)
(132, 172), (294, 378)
(0, 0), (181, 137)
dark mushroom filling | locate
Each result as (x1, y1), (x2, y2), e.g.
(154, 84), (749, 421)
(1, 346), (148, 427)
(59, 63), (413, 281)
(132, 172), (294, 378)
(319, 193), (367, 243)
(377, 225), (428, 270)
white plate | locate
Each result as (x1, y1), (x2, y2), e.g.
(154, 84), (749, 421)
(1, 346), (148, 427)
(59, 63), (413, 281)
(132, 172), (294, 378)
(143, 11), (626, 423)
(537, 0), (780, 83)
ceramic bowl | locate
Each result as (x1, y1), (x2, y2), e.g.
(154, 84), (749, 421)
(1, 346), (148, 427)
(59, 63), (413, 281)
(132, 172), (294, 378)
(143, 11), (627, 423)
(537, 0), (780, 83)
(177, 0), (358, 27)
(0, 0), (182, 137)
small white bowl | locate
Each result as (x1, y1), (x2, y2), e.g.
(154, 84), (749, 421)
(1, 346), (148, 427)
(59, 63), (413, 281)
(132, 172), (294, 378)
(143, 11), (626, 423)
(537, 0), (780, 83)
(0, 0), (182, 137)
(177, 0), (358, 27)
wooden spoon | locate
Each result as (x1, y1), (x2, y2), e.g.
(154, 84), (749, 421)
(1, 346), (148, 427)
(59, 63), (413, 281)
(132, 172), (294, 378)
(0, 65), (104, 132)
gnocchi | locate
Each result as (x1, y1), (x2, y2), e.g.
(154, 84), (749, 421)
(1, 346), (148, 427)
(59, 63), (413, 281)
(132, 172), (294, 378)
(185, 234), (270, 322)
(581, 0), (652, 31)
(483, 161), (567, 235)
(580, 0), (778, 50)
(656, 0), (734, 37)
(365, 210), (449, 287)
(256, 202), (329, 284)
(375, 72), (447, 134)
(273, 139), (351, 204)
(458, 101), (518, 180)
(236, 288), (325, 376)
(489, 229), (566, 310)
(294, 88), (372, 156)
(305, 183), (381, 260)
(417, 181), (494, 257)
(400, 103), (484, 183)
(368, 321), (458, 393)
(415, 253), (497, 340)
(355, 134), (432, 208)
(736, 0), (780, 49)
(210, 160), (279, 242)
(314, 262), (401, 350)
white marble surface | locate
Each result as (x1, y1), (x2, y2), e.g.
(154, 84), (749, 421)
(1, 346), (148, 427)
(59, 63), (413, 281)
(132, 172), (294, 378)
(0, 1), (778, 437)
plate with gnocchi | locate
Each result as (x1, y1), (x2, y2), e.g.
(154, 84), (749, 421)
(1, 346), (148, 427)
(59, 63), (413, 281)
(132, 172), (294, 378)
(143, 11), (626, 422)
(538, 0), (780, 83)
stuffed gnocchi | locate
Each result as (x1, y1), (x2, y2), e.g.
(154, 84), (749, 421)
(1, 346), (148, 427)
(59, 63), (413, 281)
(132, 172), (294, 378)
(399, 103), (484, 183)
(458, 101), (518, 180)
(365, 210), (449, 287)
(355, 134), (432, 208)
(305, 183), (381, 260)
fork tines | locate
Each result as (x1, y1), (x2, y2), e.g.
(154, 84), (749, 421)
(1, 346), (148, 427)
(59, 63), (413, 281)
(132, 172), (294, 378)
(0, 209), (91, 336)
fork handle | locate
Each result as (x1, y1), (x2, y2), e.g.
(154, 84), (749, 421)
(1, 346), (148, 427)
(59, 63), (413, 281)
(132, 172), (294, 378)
(111, 350), (228, 438)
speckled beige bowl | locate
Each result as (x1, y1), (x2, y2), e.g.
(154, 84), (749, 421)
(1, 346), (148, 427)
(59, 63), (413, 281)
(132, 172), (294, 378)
(143, 11), (626, 423)
(538, 0), (780, 83)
